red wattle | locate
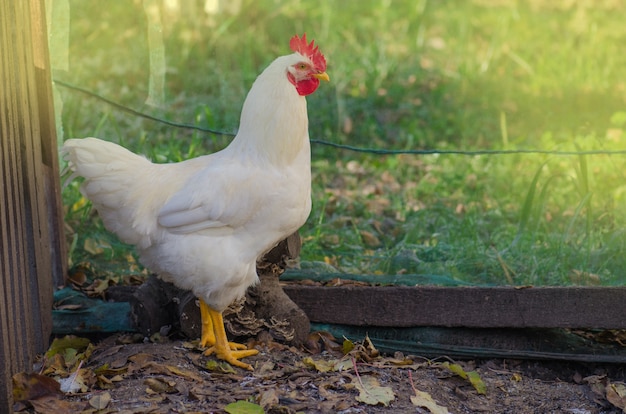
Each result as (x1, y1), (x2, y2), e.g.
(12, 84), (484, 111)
(295, 78), (320, 96)
(287, 72), (320, 96)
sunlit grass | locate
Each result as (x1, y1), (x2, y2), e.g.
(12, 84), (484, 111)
(55, 0), (626, 286)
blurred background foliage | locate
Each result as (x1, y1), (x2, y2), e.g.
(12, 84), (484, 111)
(51, 0), (626, 286)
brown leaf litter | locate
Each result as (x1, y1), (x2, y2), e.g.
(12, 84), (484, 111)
(13, 331), (626, 413)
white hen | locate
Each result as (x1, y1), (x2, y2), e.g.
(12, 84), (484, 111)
(62, 34), (329, 370)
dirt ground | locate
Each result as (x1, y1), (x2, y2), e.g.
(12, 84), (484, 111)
(14, 331), (626, 414)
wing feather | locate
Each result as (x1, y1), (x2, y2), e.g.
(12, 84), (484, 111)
(157, 161), (263, 235)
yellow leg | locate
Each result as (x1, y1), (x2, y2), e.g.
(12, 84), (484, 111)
(198, 299), (258, 370)
(199, 300), (246, 350)
(199, 299), (216, 348)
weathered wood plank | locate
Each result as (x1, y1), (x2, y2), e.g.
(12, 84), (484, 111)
(283, 285), (626, 329)
(0, 0), (63, 410)
(0, 4), (33, 410)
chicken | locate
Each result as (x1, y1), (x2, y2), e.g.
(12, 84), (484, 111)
(62, 34), (329, 370)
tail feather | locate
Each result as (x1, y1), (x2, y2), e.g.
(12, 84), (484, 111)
(62, 137), (158, 247)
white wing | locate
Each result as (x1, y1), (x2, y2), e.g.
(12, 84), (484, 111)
(157, 161), (267, 235)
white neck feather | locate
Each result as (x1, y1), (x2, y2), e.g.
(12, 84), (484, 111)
(228, 55), (310, 166)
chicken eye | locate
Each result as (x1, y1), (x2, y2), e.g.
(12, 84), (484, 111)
(297, 63), (308, 70)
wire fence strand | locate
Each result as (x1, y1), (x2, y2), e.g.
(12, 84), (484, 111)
(55, 79), (626, 157)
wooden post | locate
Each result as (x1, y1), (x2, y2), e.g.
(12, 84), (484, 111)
(0, 0), (66, 410)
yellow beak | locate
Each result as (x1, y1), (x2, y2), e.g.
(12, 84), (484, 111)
(312, 72), (330, 82)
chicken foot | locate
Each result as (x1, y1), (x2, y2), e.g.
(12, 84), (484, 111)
(199, 299), (259, 370)
(199, 299), (245, 350)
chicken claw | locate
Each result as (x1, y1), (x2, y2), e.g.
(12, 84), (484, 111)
(203, 346), (259, 371)
(199, 299), (259, 370)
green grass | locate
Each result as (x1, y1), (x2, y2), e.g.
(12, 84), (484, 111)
(55, 0), (626, 286)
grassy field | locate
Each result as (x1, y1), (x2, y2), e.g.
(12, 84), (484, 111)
(55, 0), (626, 286)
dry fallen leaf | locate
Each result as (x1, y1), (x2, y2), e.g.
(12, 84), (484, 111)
(163, 364), (204, 382)
(362, 335), (380, 359)
(12, 372), (62, 404)
(84, 278), (113, 298)
(410, 389), (449, 414)
(344, 334), (381, 363)
(29, 394), (85, 414)
(585, 375), (626, 411)
(58, 369), (88, 394)
(606, 382), (626, 411)
(144, 377), (178, 394)
(408, 369), (449, 413)
(257, 388), (280, 409)
(305, 331), (343, 355)
(89, 391), (112, 410)
(342, 338), (355, 354)
(67, 268), (88, 286)
(43, 354), (68, 377)
(255, 360), (275, 375)
(94, 363), (127, 377)
(128, 352), (154, 367)
(303, 356), (339, 373)
(353, 375), (395, 406)
(585, 374), (609, 401)
(45, 336), (91, 361)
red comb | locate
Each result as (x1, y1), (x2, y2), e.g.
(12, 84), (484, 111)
(289, 33), (326, 72)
